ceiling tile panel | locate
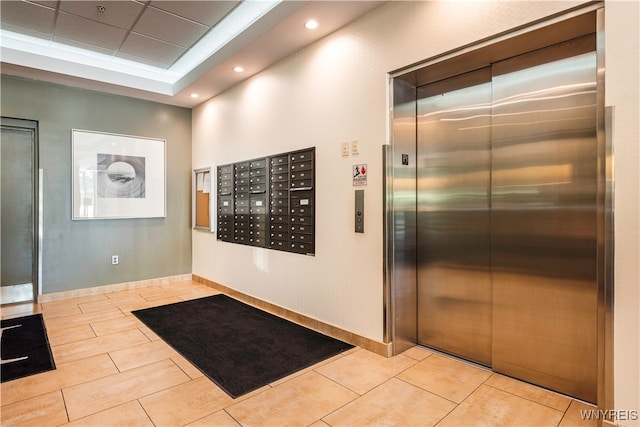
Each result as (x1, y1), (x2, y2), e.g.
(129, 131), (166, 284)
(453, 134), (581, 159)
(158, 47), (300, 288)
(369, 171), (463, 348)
(149, 1), (239, 27)
(54, 11), (128, 51)
(0, 0), (386, 107)
(117, 32), (186, 68)
(133, 5), (208, 48)
(51, 36), (120, 56)
(59, 0), (146, 30)
(29, 1), (58, 8)
(0, 1), (55, 37)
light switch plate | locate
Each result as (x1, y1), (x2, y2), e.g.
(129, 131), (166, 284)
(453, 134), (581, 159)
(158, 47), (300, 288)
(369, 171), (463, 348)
(351, 140), (359, 155)
(341, 142), (349, 157)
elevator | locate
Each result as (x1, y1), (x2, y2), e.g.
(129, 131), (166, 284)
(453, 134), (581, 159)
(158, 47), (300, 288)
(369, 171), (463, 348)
(386, 6), (612, 406)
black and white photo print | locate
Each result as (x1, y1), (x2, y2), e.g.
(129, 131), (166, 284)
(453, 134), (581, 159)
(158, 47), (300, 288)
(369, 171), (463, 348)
(97, 154), (146, 198)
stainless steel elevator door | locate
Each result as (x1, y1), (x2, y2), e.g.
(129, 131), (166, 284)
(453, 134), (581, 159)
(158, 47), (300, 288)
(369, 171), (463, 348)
(491, 51), (598, 403)
(417, 69), (493, 366)
(415, 45), (598, 402)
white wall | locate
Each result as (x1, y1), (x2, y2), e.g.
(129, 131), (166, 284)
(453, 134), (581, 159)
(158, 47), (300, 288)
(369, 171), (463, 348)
(193, 0), (639, 418)
(606, 0), (640, 422)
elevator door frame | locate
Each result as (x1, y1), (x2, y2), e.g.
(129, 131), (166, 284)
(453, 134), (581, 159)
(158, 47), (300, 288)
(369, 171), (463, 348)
(386, 3), (613, 411)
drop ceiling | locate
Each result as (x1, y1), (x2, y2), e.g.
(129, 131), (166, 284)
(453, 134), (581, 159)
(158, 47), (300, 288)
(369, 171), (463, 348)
(0, 0), (385, 108)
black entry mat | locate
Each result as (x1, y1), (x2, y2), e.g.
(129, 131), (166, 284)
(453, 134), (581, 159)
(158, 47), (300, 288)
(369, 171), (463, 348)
(132, 294), (353, 398)
(1, 313), (56, 382)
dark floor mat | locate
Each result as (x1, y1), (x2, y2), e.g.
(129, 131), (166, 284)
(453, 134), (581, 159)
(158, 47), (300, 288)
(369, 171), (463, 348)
(1, 313), (56, 382)
(132, 294), (353, 398)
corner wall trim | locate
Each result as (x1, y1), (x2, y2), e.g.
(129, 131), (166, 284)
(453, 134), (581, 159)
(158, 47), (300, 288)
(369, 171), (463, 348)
(192, 274), (393, 357)
(37, 274), (193, 303)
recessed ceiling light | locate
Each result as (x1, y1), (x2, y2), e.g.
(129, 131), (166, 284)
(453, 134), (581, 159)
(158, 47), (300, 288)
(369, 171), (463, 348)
(190, 93), (199, 99)
(233, 66), (245, 73)
(304, 19), (319, 30)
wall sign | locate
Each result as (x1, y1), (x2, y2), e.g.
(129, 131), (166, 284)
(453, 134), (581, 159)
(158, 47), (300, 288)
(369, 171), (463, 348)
(353, 163), (367, 186)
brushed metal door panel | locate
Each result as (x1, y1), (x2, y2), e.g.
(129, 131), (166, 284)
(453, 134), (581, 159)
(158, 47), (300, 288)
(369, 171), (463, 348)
(417, 70), (492, 366)
(491, 52), (598, 403)
(390, 79), (418, 354)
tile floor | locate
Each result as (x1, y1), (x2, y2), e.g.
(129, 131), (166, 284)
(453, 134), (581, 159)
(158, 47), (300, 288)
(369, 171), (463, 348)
(1, 280), (597, 426)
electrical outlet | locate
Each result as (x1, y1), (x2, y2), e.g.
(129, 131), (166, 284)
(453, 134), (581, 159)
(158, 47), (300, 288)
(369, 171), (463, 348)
(111, 255), (119, 265)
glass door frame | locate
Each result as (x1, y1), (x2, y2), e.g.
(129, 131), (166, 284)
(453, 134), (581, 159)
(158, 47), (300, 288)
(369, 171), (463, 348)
(1, 117), (40, 305)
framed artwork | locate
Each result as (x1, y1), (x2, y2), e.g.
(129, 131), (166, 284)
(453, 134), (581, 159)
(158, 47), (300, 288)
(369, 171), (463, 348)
(72, 129), (166, 219)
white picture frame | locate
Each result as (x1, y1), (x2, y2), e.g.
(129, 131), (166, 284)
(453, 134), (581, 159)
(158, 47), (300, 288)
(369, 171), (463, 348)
(72, 129), (166, 219)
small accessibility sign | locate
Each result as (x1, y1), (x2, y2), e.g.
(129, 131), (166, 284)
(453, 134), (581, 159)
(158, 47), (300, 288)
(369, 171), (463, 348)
(353, 164), (367, 186)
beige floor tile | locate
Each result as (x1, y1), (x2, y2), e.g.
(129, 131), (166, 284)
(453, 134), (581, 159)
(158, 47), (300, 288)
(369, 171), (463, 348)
(44, 309), (125, 332)
(186, 410), (241, 427)
(40, 295), (106, 316)
(0, 390), (68, 427)
(191, 286), (220, 296)
(139, 324), (162, 341)
(90, 315), (144, 336)
(1, 287), (604, 427)
(64, 400), (154, 426)
(190, 283), (220, 293)
(63, 358), (190, 421)
(78, 295), (147, 314)
(226, 371), (358, 426)
(342, 346), (361, 356)
(178, 291), (217, 302)
(120, 296), (183, 314)
(315, 348), (418, 394)
(133, 288), (161, 298)
(140, 288), (182, 301)
(41, 304), (82, 319)
(439, 384), (564, 426)
(104, 291), (150, 302)
(559, 400), (598, 427)
(47, 323), (96, 346)
(137, 286), (182, 299)
(401, 346), (433, 361)
(0, 303), (42, 319)
(269, 351), (351, 388)
(1, 353), (118, 406)
(324, 377), (456, 426)
(102, 289), (142, 299)
(397, 353), (491, 403)
(109, 339), (178, 371)
(171, 354), (205, 379)
(52, 328), (150, 365)
(140, 376), (233, 426)
(41, 293), (106, 309)
(141, 286), (208, 302)
(486, 373), (572, 412)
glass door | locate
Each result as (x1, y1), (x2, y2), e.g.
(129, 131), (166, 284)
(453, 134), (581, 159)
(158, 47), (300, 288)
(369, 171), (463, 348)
(1, 118), (38, 304)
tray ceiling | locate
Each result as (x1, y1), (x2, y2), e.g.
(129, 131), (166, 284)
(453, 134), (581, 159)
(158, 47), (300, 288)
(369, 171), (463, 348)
(0, 0), (385, 107)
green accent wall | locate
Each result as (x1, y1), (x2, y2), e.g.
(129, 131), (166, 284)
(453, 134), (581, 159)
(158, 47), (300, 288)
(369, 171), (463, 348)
(1, 75), (192, 294)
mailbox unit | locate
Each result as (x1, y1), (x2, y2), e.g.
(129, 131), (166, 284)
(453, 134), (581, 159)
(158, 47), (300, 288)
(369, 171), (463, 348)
(217, 147), (315, 255)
